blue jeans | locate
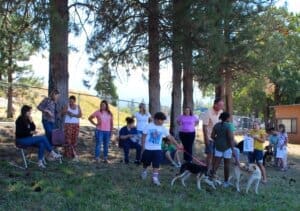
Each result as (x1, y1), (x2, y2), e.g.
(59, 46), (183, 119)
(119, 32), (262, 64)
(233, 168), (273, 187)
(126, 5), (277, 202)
(42, 119), (55, 145)
(16, 136), (52, 160)
(123, 140), (141, 163)
(95, 130), (111, 159)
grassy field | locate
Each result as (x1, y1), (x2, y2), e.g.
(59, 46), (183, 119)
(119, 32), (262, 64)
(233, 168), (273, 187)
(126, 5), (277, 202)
(0, 125), (300, 210)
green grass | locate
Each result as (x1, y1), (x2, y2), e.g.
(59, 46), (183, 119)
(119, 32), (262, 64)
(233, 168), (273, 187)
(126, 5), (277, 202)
(1, 127), (300, 210)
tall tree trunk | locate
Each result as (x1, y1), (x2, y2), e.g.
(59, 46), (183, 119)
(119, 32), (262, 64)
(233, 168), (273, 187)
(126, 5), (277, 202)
(148, 0), (160, 115)
(49, 0), (69, 127)
(224, 69), (233, 118)
(182, 43), (193, 110)
(215, 68), (225, 100)
(274, 83), (280, 105)
(182, 2), (193, 110)
(170, 0), (182, 136)
(7, 40), (13, 118)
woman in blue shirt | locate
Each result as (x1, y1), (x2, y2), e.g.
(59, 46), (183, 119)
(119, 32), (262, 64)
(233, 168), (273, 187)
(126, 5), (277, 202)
(119, 117), (141, 164)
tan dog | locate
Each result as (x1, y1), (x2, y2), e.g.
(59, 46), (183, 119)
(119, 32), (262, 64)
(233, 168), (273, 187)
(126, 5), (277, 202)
(245, 163), (262, 194)
(229, 163), (262, 194)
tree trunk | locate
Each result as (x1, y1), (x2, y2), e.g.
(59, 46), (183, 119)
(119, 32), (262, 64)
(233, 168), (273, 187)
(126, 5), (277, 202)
(49, 0), (69, 127)
(182, 2), (193, 110)
(274, 83), (280, 105)
(170, 0), (182, 136)
(6, 41), (13, 118)
(148, 0), (160, 115)
(224, 69), (233, 118)
(182, 43), (193, 110)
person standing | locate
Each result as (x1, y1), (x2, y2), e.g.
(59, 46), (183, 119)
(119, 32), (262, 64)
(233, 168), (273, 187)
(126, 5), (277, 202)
(16, 105), (61, 168)
(210, 112), (236, 188)
(37, 89), (60, 145)
(176, 107), (199, 163)
(248, 122), (267, 183)
(202, 98), (224, 169)
(134, 103), (152, 142)
(63, 95), (82, 161)
(89, 100), (113, 163)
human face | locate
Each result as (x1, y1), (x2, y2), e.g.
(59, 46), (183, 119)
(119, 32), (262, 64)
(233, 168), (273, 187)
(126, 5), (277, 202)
(253, 122), (260, 130)
(154, 119), (164, 126)
(53, 94), (60, 102)
(69, 98), (76, 106)
(183, 107), (191, 116)
(26, 109), (32, 117)
(214, 100), (224, 112)
(100, 102), (107, 111)
(139, 104), (146, 113)
(128, 122), (135, 128)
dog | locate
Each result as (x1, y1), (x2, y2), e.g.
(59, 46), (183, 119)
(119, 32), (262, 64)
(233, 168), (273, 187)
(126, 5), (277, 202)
(229, 163), (262, 194)
(228, 164), (243, 192)
(245, 163), (262, 194)
(263, 145), (274, 166)
(171, 162), (216, 190)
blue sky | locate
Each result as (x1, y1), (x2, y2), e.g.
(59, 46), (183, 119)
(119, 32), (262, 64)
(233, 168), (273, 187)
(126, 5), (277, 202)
(30, 0), (300, 106)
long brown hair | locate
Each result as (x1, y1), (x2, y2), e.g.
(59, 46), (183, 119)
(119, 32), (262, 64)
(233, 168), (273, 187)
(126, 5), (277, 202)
(100, 100), (112, 116)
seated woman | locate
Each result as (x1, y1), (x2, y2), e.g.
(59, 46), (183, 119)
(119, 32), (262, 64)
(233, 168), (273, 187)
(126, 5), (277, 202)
(15, 105), (62, 168)
(119, 117), (141, 164)
(162, 138), (181, 168)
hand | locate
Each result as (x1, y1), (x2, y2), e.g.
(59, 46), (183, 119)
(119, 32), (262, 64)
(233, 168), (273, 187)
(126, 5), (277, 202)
(45, 109), (54, 117)
(176, 143), (184, 150)
(31, 131), (37, 135)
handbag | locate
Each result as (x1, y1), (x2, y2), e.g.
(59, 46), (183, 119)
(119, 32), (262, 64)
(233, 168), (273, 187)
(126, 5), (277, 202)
(52, 129), (65, 146)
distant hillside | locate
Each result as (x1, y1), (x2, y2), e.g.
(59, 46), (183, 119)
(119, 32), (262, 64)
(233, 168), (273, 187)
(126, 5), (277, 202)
(0, 87), (130, 128)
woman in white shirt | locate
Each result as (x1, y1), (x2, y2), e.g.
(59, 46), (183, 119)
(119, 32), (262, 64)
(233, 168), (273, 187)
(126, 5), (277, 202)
(134, 103), (152, 136)
(63, 95), (82, 161)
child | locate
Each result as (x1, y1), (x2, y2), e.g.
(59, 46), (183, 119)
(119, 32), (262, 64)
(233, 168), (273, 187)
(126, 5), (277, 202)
(276, 124), (288, 171)
(162, 138), (181, 168)
(119, 117), (141, 164)
(141, 112), (180, 186)
(268, 127), (278, 166)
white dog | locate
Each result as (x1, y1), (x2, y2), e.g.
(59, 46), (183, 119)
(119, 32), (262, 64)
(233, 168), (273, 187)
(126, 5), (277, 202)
(245, 163), (262, 194)
(229, 163), (262, 194)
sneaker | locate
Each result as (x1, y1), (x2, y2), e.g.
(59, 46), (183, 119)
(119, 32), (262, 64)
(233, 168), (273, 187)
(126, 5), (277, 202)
(50, 151), (62, 160)
(152, 177), (161, 186)
(223, 181), (230, 188)
(38, 161), (46, 169)
(141, 171), (147, 180)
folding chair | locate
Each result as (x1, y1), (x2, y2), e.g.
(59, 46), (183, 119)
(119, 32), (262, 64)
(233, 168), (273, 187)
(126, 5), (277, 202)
(10, 143), (40, 169)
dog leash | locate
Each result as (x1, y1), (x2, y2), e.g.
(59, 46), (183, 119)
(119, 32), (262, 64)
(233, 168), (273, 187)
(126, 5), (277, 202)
(178, 148), (207, 166)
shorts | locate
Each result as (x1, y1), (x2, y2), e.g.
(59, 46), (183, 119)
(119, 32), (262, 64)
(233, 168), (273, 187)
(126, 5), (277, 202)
(141, 150), (162, 168)
(205, 140), (215, 154)
(248, 149), (263, 164)
(214, 148), (232, 159)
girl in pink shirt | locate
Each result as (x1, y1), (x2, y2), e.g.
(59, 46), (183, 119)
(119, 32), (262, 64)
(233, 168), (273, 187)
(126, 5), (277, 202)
(89, 100), (113, 163)
(177, 107), (199, 162)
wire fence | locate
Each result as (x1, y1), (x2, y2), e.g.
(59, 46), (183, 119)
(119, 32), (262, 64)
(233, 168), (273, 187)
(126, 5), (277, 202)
(0, 81), (156, 129)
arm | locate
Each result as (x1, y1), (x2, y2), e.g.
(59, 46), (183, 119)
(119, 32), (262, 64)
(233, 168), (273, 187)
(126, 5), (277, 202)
(37, 98), (53, 117)
(61, 105), (68, 115)
(77, 105), (82, 118)
(167, 134), (180, 148)
(203, 125), (209, 145)
(110, 114), (114, 132)
(119, 128), (133, 140)
(254, 133), (265, 143)
(88, 114), (97, 126)
(141, 134), (146, 151)
(210, 126), (216, 141)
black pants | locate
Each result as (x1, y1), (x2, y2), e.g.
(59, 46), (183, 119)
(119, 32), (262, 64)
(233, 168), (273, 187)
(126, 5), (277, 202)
(179, 131), (195, 162)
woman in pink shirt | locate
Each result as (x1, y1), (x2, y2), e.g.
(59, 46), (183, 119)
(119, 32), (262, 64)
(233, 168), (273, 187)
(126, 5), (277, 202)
(177, 107), (199, 162)
(88, 100), (113, 163)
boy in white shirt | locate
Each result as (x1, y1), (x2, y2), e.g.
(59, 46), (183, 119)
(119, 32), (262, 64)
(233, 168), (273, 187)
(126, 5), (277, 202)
(141, 112), (180, 186)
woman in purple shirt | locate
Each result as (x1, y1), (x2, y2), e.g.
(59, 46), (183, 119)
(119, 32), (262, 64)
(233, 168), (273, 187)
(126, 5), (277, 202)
(177, 107), (199, 162)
